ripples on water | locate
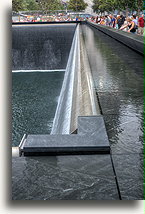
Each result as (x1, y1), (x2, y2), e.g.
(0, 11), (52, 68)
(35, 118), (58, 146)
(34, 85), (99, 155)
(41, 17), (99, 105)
(82, 24), (143, 154)
(12, 71), (64, 147)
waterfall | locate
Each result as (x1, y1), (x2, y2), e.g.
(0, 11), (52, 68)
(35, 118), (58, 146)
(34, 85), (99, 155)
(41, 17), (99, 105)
(51, 24), (100, 135)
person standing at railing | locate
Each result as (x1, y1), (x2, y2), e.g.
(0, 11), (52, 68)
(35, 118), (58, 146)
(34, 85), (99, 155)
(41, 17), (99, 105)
(120, 17), (136, 33)
(132, 15), (138, 33)
(138, 14), (144, 35)
(132, 15), (138, 26)
(105, 15), (111, 26)
(117, 15), (125, 29)
(111, 15), (116, 28)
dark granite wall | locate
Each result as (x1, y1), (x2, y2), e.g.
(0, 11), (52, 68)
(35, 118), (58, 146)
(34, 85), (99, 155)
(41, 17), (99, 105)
(12, 24), (76, 70)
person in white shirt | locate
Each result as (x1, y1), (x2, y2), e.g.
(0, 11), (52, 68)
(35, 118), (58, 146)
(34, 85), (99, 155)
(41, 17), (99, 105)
(132, 15), (138, 25)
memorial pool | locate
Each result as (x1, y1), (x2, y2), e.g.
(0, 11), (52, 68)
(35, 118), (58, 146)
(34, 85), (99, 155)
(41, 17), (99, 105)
(12, 22), (144, 200)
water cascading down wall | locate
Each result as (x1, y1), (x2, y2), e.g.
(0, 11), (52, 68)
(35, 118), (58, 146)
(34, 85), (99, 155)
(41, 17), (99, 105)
(12, 22), (109, 156)
(51, 24), (100, 134)
(12, 23), (76, 70)
(12, 20), (144, 200)
(12, 23), (77, 146)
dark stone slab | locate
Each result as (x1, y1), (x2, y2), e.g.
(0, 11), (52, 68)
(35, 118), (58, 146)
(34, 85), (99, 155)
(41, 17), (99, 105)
(112, 154), (144, 200)
(98, 91), (144, 116)
(22, 134), (110, 155)
(12, 155), (119, 200)
(87, 21), (144, 55)
(78, 116), (110, 144)
(104, 115), (143, 154)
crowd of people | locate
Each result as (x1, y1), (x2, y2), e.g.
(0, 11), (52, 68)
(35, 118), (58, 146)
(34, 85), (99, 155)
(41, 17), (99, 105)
(90, 14), (144, 35)
(12, 12), (144, 36)
(12, 13), (86, 23)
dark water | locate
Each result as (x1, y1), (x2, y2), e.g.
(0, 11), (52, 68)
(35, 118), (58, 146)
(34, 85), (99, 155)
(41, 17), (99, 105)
(80, 24), (143, 199)
(12, 71), (64, 146)
(82, 24), (143, 154)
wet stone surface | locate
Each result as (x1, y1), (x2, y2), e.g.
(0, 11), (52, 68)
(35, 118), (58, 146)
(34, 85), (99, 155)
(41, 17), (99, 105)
(78, 116), (109, 138)
(82, 24), (144, 199)
(104, 115), (143, 155)
(12, 155), (119, 200)
(98, 92), (143, 117)
(112, 154), (144, 200)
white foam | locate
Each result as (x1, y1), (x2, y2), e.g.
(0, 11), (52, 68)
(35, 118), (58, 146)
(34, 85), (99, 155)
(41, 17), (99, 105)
(51, 25), (80, 134)
(12, 69), (65, 73)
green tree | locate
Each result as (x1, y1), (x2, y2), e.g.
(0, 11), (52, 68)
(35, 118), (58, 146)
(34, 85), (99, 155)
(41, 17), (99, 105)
(37, 0), (62, 11)
(117, 0), (137, 11)
(92, 0), (143, 15)
(68, 0), (88, 11)
(25, 0), (39, 11)
(92, 0), (117, 13)
(131, 0), (143, 14)
(116, 0), (143, 16)
(12, 0), (27, 12)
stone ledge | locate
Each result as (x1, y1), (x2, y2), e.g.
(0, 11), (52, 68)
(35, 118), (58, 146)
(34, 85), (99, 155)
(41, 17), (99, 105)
(22, 134), (110, 156)
(78, 116), (108, 138)
(21, 116), (110, 156)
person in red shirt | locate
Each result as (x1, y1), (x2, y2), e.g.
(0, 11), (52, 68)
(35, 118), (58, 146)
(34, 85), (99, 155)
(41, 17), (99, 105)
(138, 14), (144, 35)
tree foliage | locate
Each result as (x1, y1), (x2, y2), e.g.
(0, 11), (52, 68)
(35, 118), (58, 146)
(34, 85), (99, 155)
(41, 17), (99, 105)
(92, 0), (117, 13)
(92, 0), (143, 13)
(25, 0), (39, 11)
(68, 0), (88, 11)
(12, 0), (64, 12)
(37, 0), (62, 11)
(12, 0), (27, 12)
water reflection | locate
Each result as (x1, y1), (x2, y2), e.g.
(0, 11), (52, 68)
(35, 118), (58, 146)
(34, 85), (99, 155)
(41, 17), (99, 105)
(82, 24), (143, 93)
(82, 24), (143, 154)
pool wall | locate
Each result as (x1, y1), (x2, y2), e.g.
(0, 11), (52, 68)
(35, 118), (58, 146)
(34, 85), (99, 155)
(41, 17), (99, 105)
(12, 23), (76, 70)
